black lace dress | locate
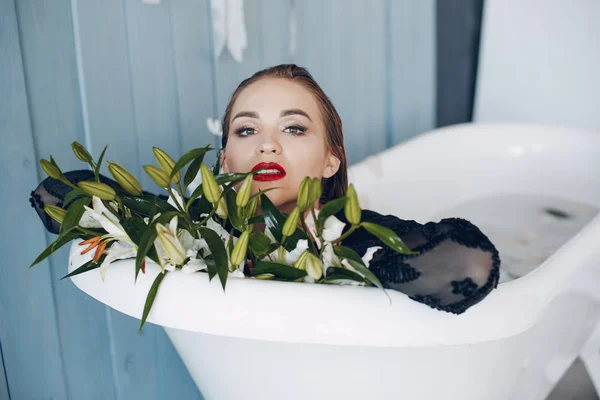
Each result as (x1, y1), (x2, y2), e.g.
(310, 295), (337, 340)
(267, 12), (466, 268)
(29, 170), (501, 315)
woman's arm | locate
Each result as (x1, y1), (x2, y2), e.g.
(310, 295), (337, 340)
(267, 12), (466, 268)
(342, 210), (501, 314)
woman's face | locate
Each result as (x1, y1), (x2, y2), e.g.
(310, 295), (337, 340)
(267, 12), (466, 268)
(222, 78), (340, 213)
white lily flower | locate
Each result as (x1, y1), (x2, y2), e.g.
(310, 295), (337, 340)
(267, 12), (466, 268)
(264, 238), (309, 265)
(182, 258), (208, 274)
(321, 215), (346, 242)
(321, 243), (342, 270)
(154, 216), (186, 267)
(303, 209), (321, 249)
(80, 197), (135, 245)
(99, 242), (137, 281)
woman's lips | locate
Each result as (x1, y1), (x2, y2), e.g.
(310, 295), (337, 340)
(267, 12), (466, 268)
(252, 162), (286, 182)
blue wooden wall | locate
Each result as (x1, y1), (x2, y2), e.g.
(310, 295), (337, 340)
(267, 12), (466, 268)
(0, 0), (435, 398)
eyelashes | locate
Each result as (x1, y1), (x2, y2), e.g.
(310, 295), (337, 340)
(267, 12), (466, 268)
(233, 124), (307, 137)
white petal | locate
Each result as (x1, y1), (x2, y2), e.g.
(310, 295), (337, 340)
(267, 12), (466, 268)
(168, 215), (179, 236)
(205, 217), (230, 242)
(182, 258), (208, 274)
(99, 242), (137, 281)
(229, 269), (245, 278)
(79, 209), (103, 228)
(303, 211), (321, 249)
(362, 246), (382, 267)
(322, 215), (345, 242)
(285, 239), (308, 264)
(92, 196), (120, 225)
(164, 263), (176, 272)
(321, 243), (340, 269)
(167, 190), (185, 211)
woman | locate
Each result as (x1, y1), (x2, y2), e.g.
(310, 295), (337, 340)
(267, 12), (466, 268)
(30, 64), (500, 314)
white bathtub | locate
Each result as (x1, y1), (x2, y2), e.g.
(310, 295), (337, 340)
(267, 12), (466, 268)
(68, 123), (600, 399)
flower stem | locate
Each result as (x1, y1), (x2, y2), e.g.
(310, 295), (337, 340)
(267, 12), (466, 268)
(300, 218), (319, 254)
(330, 225), (358, 245)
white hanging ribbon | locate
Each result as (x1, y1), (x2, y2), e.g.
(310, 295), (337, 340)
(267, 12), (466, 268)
(211, 0), (248, 63)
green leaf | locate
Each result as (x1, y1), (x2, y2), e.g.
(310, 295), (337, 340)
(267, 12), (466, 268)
(171, 145), (211, 186)
(121, 194), (177, 217)
(333, 246), (385, 289)
(198, 226), (229, 290)
(248, 232), (273, 259)
(94, 145), (108, 179)
(248, 215), (265, 225)
(139, 270), (167, 333)
(135, 211), (178, 280)
(260, 194), (309, 252)
(184, 156), (204, 189)
(360, 222), (416, 255)
(224, 185), (245, 232)
(317, 197), (346, 229)
(332, 245), (365, 266)
(322, 267), (366, 284)
(251, 261), (307, 281)
(60, 256), (103, 280)
(205, 257), (217, 280)
(62, 187), (87, 208)
(60, 197), (91, 236)
(29, 231), (81, 268)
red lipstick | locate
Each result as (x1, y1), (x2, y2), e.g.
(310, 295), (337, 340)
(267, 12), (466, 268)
(252, 162), (286, 182)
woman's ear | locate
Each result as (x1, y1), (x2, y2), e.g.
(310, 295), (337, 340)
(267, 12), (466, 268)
(221, 149), (229, 173)
(323, 152), (341, 178)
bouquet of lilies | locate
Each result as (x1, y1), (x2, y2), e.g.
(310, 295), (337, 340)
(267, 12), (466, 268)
(30, 142), (415, 331)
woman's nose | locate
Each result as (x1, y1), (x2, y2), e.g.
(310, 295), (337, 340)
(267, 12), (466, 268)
(256, 134), (282, 155)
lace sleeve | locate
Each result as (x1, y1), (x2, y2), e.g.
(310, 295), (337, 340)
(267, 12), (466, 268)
(342, 211), (501, 314)
(28, 170), (163, 234)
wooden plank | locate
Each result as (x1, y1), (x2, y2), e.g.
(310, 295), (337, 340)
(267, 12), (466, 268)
(295, 0), (388, 165)
(75, 1), (202, 398)
(213, 0), (264, 115)
(0, 336), (11, 400)
(0, 0), (68, 399)
(436, 0), (483, 127)
(170, 0), (220, 171)
(389, 0), (436, 145)
(12, 0), (120, 399)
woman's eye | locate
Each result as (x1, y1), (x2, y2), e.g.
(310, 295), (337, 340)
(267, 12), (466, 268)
(235, 127), (258, 137)
(284, 125), (306, 135)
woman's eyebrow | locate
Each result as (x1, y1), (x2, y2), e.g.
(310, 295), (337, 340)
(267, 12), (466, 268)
(232, 111), (259, 121)
(280, 108), (312, 121)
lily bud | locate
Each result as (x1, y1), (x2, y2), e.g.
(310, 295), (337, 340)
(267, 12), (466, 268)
(40, 159), (62, 180)
(77, 181), (116, 201)
(155, 222), (186, 266)
(200, 164), (221, 204)
(305, 252), (323, 280)
(153, 147), (181, 184)
(71, 141), (93, 164)
(309, 178), (323, 205)
(236, 174), (253, 207)
(245, 196), (258, 218)
(230, 229), (250, 267)
(216, 197), (228, 219)
(297, 177), (312, 211)
(144, 165), (170, 188)
(344, 184), (361, 225)
(282, 207), (300, 237)
(108, 162), (142, 196)
(293, 250), (310, 270)
(44, 205), (67, 224)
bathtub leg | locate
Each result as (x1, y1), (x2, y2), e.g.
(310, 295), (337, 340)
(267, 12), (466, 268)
(580, 322), (600, 395)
